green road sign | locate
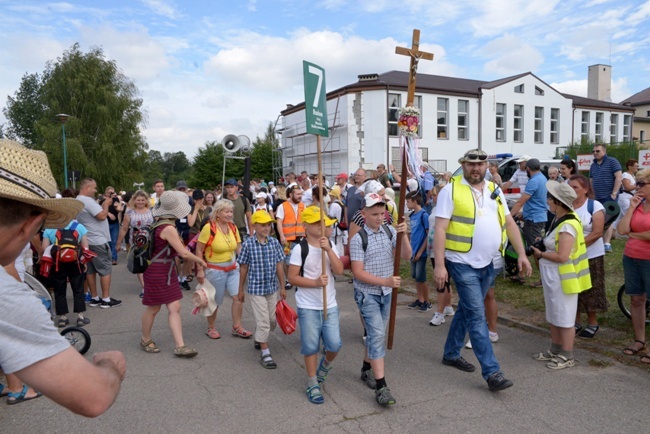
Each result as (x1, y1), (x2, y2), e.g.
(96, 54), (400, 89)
(303, 61), (329, 137)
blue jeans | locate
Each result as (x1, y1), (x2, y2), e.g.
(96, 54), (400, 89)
(298, 306), (342, 356)
(109, 223), (120, 261)
(444, 260), (500, 380)
(354, 290), (391, 360)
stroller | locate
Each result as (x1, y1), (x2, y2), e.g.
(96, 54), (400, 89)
(25, 272), (91, 355)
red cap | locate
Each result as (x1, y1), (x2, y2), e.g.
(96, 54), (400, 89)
(336, 172), (349, 180)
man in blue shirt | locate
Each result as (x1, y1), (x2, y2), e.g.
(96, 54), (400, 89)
(590, 144), (622, 252)
(510, 158), (547, 282)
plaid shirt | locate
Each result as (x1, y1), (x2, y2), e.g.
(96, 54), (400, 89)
(237, 235), (285, 295)
(350, 224), (397, 296)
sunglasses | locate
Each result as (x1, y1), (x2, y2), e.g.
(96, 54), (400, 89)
(592, 150), (602, 154)
(636, 181), (648, 188)
(465, 153), (488, 161)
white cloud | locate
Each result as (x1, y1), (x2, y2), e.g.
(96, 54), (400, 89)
(629, 0), (650, 24)
(550, 77), (630, 102)
(481, 34), (544, 75)
(140, 0), (179, 19)
(468, 0), (560, 37)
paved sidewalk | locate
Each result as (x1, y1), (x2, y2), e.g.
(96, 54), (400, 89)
(2, 261), (649, 433)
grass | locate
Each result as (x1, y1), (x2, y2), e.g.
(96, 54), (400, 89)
(397, 238), (649, 362)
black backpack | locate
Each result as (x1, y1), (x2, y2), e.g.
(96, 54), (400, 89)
(127, 219), (174, 274)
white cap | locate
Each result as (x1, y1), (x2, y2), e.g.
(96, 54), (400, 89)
(364, 193), (386, 208)
(516, 155), (532, 163)
(255, 192), (267, 199)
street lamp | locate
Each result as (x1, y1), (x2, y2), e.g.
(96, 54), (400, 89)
(56, 114), (70, 188)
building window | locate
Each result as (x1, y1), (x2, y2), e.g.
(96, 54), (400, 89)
(437, 98), (448, 139)
(641, 130), (646, 143)
(581, 111), (590, 141)
(610, 113), (618, 144)
(514, 104), (524, 143)
(623, 115), (631, 142)
(514, 84), (524, 93)
(534, 106), (544, 143)
(595, 112), (603, 142)
(496, 103), (506, 142)
(550, 108), (559, 144)
(535, 86), (544, 96)
(388, 94), (401, 136)
(647, 110), (650, 117)
(458, 99), (469, 140)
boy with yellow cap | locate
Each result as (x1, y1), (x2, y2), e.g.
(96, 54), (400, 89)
(287, 206), (344, 404)
(237, 210), (287, 368)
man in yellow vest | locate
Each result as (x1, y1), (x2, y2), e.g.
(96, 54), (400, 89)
(434, 148), (532, 392)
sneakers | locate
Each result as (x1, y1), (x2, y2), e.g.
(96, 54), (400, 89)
(467, 332), (499, 348)
(57, 317), (69, 328)
(360, 369), (376, 389)
(174, 345), (198, 358)
(180, 280), (191, 291)
(546, 355), (575, 370)
(465, 340), (472, 349)
(84, 292), (92, 303)
(100, 298), (123, 309)
(442, 356), (476, 372)
(284, 281), (293, 290)
(418, 301), (432, 313)
(76, 316), (90, 327)
(89, 298), (102, 307)
(375, 386), (396, 406)
(604, 243), (612, 253)
(407, 299), (422, 309)
(443, 306), (455, 316)
(429, 312), (446, 326)
(487, 371), (513, 392)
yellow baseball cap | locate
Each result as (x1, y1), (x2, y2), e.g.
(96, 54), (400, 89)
(301, 205), (337, 226)
(251, 210), (275, 224)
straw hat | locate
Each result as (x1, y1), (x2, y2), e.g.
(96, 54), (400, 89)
(191, 279), (218, 317)
(152, 190), (191, 219)
(0, 139), (83, 228)
(546, 180), (576, 210)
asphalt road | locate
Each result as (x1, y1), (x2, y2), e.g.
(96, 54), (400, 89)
(2, 255), (649, 433)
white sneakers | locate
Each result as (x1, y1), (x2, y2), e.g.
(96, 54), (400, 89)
(465, 332), (499, 349)
(443, 306), (455, 316)
(429, 312), (445, 326)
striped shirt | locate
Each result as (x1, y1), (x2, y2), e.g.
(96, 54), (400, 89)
(590, 155), (622, 201)
(237, 235), (285, 295)
(350, 224), (397, 296)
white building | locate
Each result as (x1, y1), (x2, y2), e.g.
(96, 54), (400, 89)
(621, 86), (650, 145)
(278, 67), (635, 178)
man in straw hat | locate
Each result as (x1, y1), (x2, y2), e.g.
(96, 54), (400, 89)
(0, 139), (126, 416)
(434, 148), (531, 392)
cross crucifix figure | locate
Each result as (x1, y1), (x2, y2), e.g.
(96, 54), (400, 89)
(395, 29), (434, 106)
(387, 29), (434, 350)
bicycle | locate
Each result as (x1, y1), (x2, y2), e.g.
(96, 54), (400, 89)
(617, 284), (650, 325)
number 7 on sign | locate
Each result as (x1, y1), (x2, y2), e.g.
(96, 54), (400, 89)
(308, 65), (323, 107)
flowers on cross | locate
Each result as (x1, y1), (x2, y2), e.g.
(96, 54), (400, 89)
(397, 106), (420, 137)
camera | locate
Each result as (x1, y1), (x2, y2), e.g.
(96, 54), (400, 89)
(525, 239), (546, 257)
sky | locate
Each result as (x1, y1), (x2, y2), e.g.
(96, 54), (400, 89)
(0, 0), (649, 159)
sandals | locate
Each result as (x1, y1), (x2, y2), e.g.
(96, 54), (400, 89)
(305, 384), (324, 404)
(206, 327), (221, 340)
(577, 325), (599, 339)
(623, 340), (646, 356)
(76, 316), (91, 327)
(527, 280), (543, 288)
(140, 339), (161, 353)
(232, 325), (252, 339)
(640, 353), (650, 364)
(185, 275), (194, 283)
(7, 385), (42, 405)
(546, 354), (575, 370)
(0, 384), (8, 397)
(57, 317), (69, 328)
(533, 350), (557, 361)
(574, 324), (583, 335)
(174, 345), (198, 358)
(260, 353), (277, 369)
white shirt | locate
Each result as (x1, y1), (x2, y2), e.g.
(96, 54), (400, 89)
(301, 189), (313, 207)
(574, 200), (605, 259)
(508, 169), (529, 189)
(436, 177), (510, 268)
(289, 243), (338, 309)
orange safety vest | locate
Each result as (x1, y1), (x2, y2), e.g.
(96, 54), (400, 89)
(281, 201), (305, 241)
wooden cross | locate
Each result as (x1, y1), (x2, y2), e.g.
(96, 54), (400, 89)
(387, 29), (433, 350)
(395, 29), (434, 105)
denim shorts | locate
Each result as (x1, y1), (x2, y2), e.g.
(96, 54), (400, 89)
(354, 290), (391, 360)
(623, 255), (650, 297)
(298, 306), (342, 356)
(411, 255), (428, 283)
(490, 268), (504, 288)
(205, 261), (240, 305)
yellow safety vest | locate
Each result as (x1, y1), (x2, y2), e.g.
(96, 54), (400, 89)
(555, 216), (591, 294)
(445, 176), (507, 253)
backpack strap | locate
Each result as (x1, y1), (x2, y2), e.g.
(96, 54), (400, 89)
(358, 224), (393, 253)
(587, 198), (594, 216)
(299, 238), (310, 277)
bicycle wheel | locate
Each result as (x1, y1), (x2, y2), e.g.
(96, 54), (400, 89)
(617, 284), (650, 324)
(61, 326), (91, 355)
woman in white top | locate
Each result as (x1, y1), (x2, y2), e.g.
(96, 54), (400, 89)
(614, 159), (638, 234)
(568, 175), (608, 338)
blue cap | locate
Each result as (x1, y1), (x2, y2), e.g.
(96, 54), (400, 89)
(225, 179), (238, 186)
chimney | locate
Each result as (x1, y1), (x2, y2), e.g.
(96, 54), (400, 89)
(587, 64), (612, 102)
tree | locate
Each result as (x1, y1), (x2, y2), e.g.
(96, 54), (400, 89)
(250, 122), (279, 182)
(161, 151), (192, 187)
(3, 43), (149, 189)
(191, 140), (244, 189)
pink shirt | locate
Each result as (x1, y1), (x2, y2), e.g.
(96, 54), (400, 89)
(624, 204), (650, 260)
